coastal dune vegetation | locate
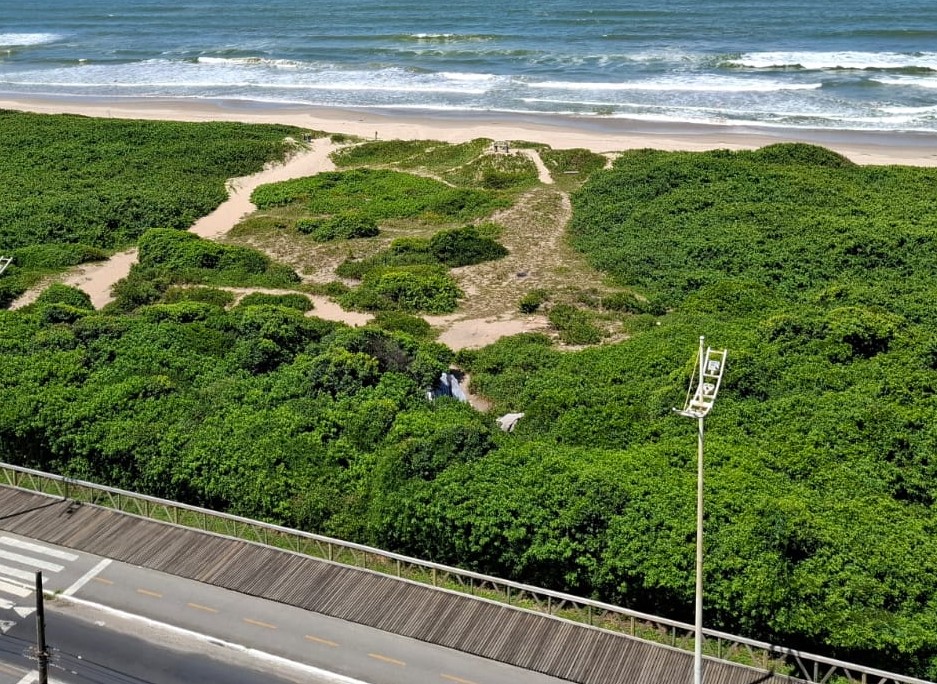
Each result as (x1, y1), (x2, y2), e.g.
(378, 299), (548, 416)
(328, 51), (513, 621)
(1, 110), (937, 677)
(0, 110), (304, 306)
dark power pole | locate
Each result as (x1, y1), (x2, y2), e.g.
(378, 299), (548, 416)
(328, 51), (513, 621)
(35, 571), (49, 684)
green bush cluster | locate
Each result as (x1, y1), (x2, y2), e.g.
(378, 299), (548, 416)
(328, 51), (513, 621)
(337, 225), (509, 281)
(237, 292), (314, 312)
(540, 148), (608, 179)
(252, 169), (506, 224)
(295, 212), (379, 242)
(12, 244), (108, 270)
(163, 287), (236, 308)
(427, 225), (509, 267)
(370, 311), (435, 340)
(126, 229), (300, 302)
(8, 133), (937, 678)
(546, 303), (603, 344)
(34, 284), (94, 310)
(340, 265), (462, 314)
(601, 291), (664, 315)
(0, 111), (301, 303)
(518, 289), (549, 313)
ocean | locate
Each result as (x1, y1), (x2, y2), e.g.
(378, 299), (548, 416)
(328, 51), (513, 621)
(2, 0), (937, 131)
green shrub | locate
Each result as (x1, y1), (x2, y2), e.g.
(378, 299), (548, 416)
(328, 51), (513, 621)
(540, 148), (608, 179)
(238, 292), (314, 312)
(519, 289), (549, 313)
(137, 229), (223, 270)
(601, 291), (656, 314)
(336, 248), (437, 280)
(547, 304), (602, 345)
(163, 286), (236, 308)
(389, 237), (432, 255)
(135, 229), (299, 288)
(296, 212), (379, 241)
(342, 266), (462, 314)
(35, 284), (93, 310)
(12, 244), (108, 270)
(428, 225), (509, 267)
(253, 169), (505, 223)
(370, 311), (434, 339)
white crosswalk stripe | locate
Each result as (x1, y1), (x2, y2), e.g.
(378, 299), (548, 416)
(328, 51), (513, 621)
(0, 536), (85, 631)
(0, 537), (79, 561)
(0, 579), (31, 598)
(0, 562), (34, 581)
(0, 549), (63, 573)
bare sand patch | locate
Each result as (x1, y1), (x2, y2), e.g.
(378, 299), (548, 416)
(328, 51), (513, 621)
(430, 313), (548, 351)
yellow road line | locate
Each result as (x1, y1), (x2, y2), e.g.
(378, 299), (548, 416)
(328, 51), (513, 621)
(92, 576), (114, 585)
(187, 602), (219, 614)
(441, 675), (478, 684)
(305, 634), (339, 647)
(243, 617), (277, 630)
(368, 653), (406, 667)
(136, 588), (162, 598)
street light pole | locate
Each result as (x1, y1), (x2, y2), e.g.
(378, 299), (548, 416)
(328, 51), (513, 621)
(675, 336), (727, 684)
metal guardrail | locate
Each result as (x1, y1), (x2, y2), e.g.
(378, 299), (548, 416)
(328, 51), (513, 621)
(1, 461), (932, 684)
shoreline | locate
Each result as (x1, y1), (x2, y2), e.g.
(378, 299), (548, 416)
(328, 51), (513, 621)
(2, 93), (937, 166)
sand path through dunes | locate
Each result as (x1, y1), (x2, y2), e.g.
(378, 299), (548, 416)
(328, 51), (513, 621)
(518, 149), (553, 185)
(11, 138), (337, 310)
(191, 137), (336, 239)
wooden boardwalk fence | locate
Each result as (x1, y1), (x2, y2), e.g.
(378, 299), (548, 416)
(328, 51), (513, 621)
(0, 463), (931, 684)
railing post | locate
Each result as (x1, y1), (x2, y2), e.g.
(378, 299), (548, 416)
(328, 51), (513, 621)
(432, 567), (437, 586)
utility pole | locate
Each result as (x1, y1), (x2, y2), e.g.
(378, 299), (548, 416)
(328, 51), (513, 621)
(35, 571), (49, 684)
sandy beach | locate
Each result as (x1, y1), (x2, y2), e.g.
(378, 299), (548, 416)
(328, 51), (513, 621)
(2, 95), (937, 167)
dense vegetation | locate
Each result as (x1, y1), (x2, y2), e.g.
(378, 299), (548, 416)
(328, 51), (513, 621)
(330, 137), (540, 190)
(0, 110), (303, 306)
(252, 168), (507, 223)
(2, 127), (937, 678)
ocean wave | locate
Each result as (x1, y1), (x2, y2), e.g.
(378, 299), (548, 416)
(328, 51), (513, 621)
(0, 59), (503, 95)
(726, 51), (937, 72)
(0, 33), (63, 49)
(527, 77), (822, 93)
(196, 56), (304, 69)
(873, 75), (937, 90)
(399, 33), (496, 43)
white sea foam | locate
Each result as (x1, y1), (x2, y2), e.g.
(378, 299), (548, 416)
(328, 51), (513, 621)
(439, 72), (497, 82)
(0, 33), (63, 48)
(527, 76), (822, 93)
(0, 59), (500, 96)
(874, 75), (937, 89)
(196, 56), (304, 69)
(729, 51), (937, 71)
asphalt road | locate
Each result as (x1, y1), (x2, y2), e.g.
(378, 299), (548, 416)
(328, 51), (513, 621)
(0, 609), (301, 684)
(0, 531), (572, 684)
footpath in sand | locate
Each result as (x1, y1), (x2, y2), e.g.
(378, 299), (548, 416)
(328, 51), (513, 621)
(9, 137), (553, 350)
(11, 138), (339, 311)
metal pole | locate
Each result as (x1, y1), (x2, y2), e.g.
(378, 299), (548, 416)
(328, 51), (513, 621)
(35, 571), (49, 684)
(694, 335), (705, 684)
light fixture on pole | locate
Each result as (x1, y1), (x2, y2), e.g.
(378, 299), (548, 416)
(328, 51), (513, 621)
(674, 336), (727, 684)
